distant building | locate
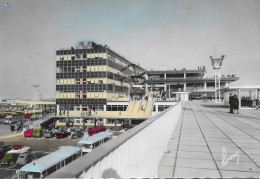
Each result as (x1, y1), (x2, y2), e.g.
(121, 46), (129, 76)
(145, 67), (239, 99)
(55, 41), (145, 112)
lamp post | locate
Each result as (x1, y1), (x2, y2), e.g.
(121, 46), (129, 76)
(210, 55), (225, 102)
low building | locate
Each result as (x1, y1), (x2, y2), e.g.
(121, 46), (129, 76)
(145, 67), (239, 100)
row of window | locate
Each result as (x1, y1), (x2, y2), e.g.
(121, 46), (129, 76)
(57, 58), (107, 66)
(56, 84), (128, 93)
(56, 99), (107, 105)
(56, 49), (106, 55)
(56, 72), (131, 84)
(106, 105), (128, 111)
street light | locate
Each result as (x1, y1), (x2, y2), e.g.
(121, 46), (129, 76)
(210, 55), (225, 102)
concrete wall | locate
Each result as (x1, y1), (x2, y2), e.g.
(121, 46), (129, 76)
(48, 102), (183, 178)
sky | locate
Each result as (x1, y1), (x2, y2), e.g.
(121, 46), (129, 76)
(0, 0), (260, 99)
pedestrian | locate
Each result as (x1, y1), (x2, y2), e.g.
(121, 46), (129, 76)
(229, 93), (234, 113)
(256, 97), (259, 110)
(252, 97), (256, 109)
(233, 95), (239, 114)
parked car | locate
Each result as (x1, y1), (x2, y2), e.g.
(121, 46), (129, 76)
(56, 131), (71, 139)
(7, 145), (30, 154)
(32, 152), (47, 161)
(16, 153), (33, 166)
(0, 145), (12, 154)
(0, 151), (5, 160)
(24, 129), (34, 137)
(32, 128), (43, 138)
(3, 115), (12, 124)
(71, 130), (84, 139)
(44, 130), (55, 138)
(0, 153), (19, 165)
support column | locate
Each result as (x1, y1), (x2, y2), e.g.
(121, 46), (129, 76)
(204, 82), (207, 90)
(164, 73), (167, 91)
(238, 89), (241, 109)
(184, 83), (186, 91)
(80, 105), (82, 112)
(169, 85), (171, 98)
(218, 69), (221, 100)
(214, 69), (217, 101)
(129, 119), (132, 127)
(145, 74), (148, 92)
(184, 72), (186, 78)
(57, 105), (59, 116)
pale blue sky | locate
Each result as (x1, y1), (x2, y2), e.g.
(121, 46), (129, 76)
(1, 0), (260, 98)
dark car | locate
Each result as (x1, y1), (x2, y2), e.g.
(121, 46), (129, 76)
(56, 131), (71, 139)
(0, 145), (12, 153)
(16, 153), (33, 166)
(0, 151), (5, 160)
(32, 152), (47, 161)
(71, 130), (84, 139)
(44, 130), (55, 138)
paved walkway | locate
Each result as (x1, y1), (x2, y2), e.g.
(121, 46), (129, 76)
(159, 101), (260, 178)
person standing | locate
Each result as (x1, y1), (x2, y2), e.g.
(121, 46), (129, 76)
(256, 97), (259, 110)
(233, 95), (239, 114)
(229, 93), (234, 113)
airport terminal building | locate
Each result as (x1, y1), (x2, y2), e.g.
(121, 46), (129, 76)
(55, 41), (239, 114)
(55, 41), (145, 112)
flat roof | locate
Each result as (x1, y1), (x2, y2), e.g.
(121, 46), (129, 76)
(147, 69), (206, 74)
(16, 101), (55, 105)
(227, 85), (260, 89)
(78, 132), (112, 144)
(20, 146), (81, 173)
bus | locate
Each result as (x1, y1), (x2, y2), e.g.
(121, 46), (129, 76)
(77, 132), (112, 153)
(88, 125), (106, 136)
(18, 146), (81, 179)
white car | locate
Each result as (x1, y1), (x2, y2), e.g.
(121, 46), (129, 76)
(7, 145), (30, 154)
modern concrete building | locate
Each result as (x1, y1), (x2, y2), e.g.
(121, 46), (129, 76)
(145, 67), (239, 99)
(55, 41), (145, 113)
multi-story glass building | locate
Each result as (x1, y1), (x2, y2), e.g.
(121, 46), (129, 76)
(56, 41), (145, 112)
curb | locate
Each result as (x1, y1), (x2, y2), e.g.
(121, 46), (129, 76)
(0, 133), (23, 139)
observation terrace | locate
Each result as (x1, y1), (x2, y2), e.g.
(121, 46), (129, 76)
(47, 100), (260, 178)
(145, 76), (239, 84)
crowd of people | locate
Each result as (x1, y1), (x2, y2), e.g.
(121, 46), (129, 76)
(229, 93), (259, 114)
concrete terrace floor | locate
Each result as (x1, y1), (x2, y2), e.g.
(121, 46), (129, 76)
(159, 100), (260, 178)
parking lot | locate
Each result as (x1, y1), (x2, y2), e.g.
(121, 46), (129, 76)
(0, 126), (83, 179)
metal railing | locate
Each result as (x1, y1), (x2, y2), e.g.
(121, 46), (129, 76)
(47, 102), (182, 178)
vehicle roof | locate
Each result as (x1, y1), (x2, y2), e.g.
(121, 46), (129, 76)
(12, 145), (23, 149)
(20, 146), (81, 173)
(88, 126), (105, 132)
(78, 132), (112, 144)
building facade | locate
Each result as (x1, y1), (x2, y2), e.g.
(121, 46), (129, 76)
(56, 41), (145, 112)
(145, 67), (239, 99)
